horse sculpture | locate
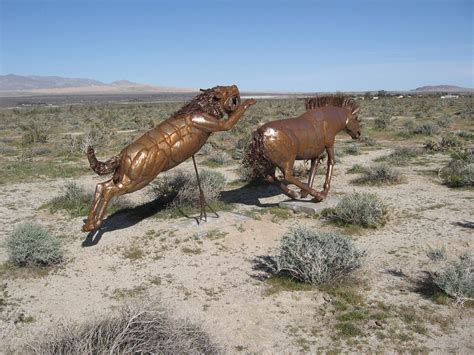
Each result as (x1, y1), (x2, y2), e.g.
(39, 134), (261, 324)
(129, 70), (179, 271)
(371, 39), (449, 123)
(243, 95), (360, 201)
(83, 85), (256, 232)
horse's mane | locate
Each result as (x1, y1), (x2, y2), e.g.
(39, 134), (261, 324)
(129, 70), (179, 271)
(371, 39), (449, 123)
(305, 95), (359, 119)
(173, 87), (225, 118)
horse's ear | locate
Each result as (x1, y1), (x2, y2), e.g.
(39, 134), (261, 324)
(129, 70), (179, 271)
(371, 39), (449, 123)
(352, 107), (360, 115)
(200, 88), (207, 92)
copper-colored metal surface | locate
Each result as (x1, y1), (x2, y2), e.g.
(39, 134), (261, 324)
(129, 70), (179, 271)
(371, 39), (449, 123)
(243, 95), (360, 201)
(83, 85), (256, 232)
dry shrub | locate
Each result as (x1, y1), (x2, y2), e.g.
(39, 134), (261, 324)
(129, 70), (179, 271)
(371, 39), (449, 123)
(152, 169), (225, 207)
(439, 149), (474, 187)
(353, 164), (403, 185)
(433, 255), (473, 305)
(28, 300), (220, 354)
(6, 223), (63, 267)
(274, 226), (366, 284)
(331, 192), (389, 228)
(375, 147), (422, 166)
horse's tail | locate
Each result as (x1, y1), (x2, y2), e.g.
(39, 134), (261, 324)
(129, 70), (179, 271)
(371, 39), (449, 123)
(241, 129), (273, 182)
(86, 146), (121, 176)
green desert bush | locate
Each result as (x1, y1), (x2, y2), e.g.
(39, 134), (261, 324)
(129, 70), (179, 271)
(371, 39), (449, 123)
(358, 134), (376, 146)
(19, 119), (51, 145)
(28, 300), (220, 354)
(207, 151), (231, 165)
(330, 192), (389, 228)
(436, 115), (454, 128)
(344, 144), (360, 155)
(427, 247), (447, 262)
(433, 255), (473, 304)
(353, 164), (403, 185)
(375, 146), (422, 166)
(457, 131), (474, 141)
(373, 112), (391, 130)
(274, 226), (366, 284)
(152, 169), (225, 207)
(439, 150), (474, 187)
(412, 122), (440, 136)
(6, 223), (63, 267)
(346, 164), (366, 174)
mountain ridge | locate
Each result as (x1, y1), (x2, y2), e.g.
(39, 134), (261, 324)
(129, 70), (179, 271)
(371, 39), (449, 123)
(0, 74), (195, 93)
(412, 85), (473, 92)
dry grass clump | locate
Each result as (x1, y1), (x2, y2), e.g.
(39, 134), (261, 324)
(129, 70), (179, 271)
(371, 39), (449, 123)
(28, 300), (220, 354)
(152, 169), (226, 207)
(273, 226), (366, 284)
(329, 192), (389, 228)
(353, 164), (403, 185)
(6, 223), (63, 267)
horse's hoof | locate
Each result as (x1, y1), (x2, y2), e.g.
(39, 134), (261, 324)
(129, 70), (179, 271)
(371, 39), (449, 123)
(312, 194), (324, 202)
(82, 222), (96, 232)
(300, 191), (309, 198)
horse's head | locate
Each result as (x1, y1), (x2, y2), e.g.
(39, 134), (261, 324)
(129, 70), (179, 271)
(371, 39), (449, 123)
(345, 107), (361, 139)
(199, 85), (241, 117)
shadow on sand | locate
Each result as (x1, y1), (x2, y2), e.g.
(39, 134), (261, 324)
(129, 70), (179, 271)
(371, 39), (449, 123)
(82, 182), (284, 247)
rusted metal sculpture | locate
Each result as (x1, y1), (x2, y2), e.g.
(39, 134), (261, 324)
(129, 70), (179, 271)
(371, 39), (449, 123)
(83, 85), (256, 232)
(243, 95), (360, 201)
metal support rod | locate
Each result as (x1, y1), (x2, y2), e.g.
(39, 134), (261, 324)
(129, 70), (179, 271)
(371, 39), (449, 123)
(192, 155), (219, 223)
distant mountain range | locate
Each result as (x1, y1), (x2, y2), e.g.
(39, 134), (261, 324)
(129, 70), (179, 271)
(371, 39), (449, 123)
(412, 85), (473, 93)
(0, 74), (195, 94)
(1, 74), (472, 94)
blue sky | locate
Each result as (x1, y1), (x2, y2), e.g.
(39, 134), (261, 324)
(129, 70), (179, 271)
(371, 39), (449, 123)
(1, 0), (472, 91)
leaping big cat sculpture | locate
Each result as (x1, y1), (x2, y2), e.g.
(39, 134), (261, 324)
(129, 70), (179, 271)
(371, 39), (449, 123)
(83, 85), (256, 232)
(243, 95), (361, 202)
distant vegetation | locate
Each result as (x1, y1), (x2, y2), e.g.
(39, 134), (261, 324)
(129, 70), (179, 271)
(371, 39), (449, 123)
(0, 94), (472, 187)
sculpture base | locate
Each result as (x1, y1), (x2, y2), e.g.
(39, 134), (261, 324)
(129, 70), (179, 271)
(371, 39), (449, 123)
(279, 197), (340, 216)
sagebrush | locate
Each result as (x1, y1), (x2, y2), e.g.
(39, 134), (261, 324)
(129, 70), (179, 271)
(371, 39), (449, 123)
(439, 149), (474, 187)
(433, 255), (473, 304)
(6, 223), (63, 267)
(152, 169), (226, 207)
(330, 192), (389, 228)
(353, 164), (403, 185)
(274, 226), (366, 284)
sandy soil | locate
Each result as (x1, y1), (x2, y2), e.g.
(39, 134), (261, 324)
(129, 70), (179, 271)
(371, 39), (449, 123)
(1, 148), (473, 353)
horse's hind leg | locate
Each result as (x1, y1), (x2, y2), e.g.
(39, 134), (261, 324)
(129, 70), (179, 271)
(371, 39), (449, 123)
(300, 158), (320, 198)
(281, 159), (323, 201)
(266, 172), (298, 199)
(83, 180), (109, 232)
(92, 180), (125, 229)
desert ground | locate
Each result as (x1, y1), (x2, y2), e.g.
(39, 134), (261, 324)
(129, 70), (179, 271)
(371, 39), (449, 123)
(0, 94), (472, 353)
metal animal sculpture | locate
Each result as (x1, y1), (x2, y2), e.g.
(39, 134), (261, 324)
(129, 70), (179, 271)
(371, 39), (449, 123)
(243, 95), (360, 201)
(83, 85), (256, 232)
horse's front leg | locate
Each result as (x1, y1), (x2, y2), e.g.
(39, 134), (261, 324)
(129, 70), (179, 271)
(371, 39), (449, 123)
(318, 146), (335, 200)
